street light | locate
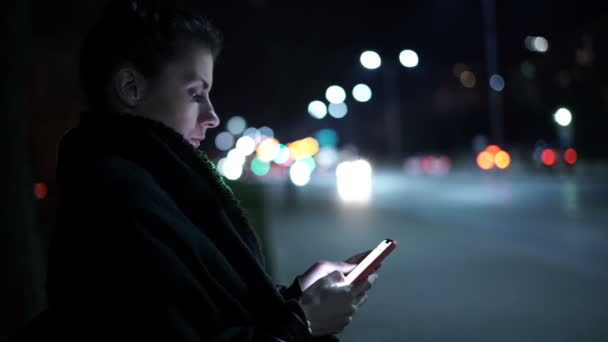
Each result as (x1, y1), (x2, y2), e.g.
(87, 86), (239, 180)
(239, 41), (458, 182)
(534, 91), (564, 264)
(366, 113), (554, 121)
(307, 100), (327, 119)
(352, 83), (372, 102)
(360, 48), (419, 158)
(399, 49), (419, 68)
(554, 107), (572, 127)
(325, 85), (346, 104)
(360, 51), (382, 70)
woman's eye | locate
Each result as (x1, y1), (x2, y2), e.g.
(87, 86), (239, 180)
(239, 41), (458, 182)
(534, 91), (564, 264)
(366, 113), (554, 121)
(191, 93), (203, 103)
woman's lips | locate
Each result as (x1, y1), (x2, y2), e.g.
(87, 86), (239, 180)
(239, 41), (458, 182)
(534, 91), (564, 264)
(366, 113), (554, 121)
(190, 137), (203, 148)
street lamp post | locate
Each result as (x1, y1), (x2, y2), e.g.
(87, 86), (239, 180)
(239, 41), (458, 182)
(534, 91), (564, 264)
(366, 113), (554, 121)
(360, 49), (418, 161)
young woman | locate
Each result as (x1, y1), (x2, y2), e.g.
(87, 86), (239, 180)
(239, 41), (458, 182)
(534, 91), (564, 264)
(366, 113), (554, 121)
(43, 1), (379, 341)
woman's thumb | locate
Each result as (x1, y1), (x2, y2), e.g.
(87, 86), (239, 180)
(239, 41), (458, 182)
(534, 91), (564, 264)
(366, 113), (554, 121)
(326, 270), (345, 283)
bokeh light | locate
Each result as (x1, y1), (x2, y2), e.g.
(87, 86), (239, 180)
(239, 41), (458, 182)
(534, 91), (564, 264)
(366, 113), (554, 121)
(494, 151), (511, 169)
(308, 100), (328, 119)
(290, 160), (312, 186)
(259, 126), (275, 139)
(460, 71), (476, 88)
(326, 85), (347, 104)
(315, 128), (339, 148)
(564, 148), (578, 165)
(218, 157), (243, 180)
(315, 147), (339, 169)
(399, 49), (419, 68)
(477, 151), (494, 170)
(34, 182), (48, 200)
(257, 138), (281, 162)
(328, 102), (348, 118)
(235, 136), (256, 156)
(251, 158), (271, 176)
(489, 74), (505, 91)
(288, 137), (320, 160)
(242, 127), (261, 143)
(554, 107), (572, 127)
(352, 84), (372, 102)
(541, 148), (557, 166)
(273, 144), (291, 165)
(336, 159), (373, 204)
(215, 131), (235, 151)
(226, 116), (247, 135)
(360, 50), (382, 70)
(227, 148), (247, 166)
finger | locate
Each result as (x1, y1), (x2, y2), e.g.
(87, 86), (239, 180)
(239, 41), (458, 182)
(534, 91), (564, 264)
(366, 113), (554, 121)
(355, 293), (368, 308)
(323, 270), (346, 286)
(333, 262), (357, 275)
(323, 315), (354, 334)
(344, 250), (372, 264)
(350, 273), (378, 297)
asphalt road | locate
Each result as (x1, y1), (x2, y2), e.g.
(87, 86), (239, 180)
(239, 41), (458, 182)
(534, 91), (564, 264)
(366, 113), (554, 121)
(261, 168), (608, 342)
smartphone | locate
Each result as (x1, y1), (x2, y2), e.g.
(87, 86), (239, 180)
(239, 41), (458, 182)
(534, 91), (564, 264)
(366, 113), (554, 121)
(342, 239), (397, 286)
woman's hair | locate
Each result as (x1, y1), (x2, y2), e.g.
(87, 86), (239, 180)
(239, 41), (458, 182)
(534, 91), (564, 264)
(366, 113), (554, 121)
(79, 0), (222, 109)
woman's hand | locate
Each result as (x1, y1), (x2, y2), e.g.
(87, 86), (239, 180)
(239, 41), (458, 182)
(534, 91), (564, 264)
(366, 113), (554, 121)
(297, 250), (381, 292)
(297, 270), (379, 336)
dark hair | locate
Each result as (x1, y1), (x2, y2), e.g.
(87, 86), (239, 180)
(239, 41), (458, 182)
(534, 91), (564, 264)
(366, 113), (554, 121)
(79, 0), (222, 109)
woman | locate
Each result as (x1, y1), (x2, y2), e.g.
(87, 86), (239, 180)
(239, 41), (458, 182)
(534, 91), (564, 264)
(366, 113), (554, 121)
(44, 1), (378, 341)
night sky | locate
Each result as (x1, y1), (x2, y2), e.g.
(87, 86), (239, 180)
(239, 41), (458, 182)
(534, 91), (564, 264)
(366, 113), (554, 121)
(33, 0), (608, 181)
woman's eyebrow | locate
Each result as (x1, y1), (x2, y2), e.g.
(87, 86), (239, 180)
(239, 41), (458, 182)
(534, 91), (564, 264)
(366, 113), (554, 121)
(184, 72), (210, 89)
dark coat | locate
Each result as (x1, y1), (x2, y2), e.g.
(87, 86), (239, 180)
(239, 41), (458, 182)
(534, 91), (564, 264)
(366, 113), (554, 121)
(40, 112), (337, 341)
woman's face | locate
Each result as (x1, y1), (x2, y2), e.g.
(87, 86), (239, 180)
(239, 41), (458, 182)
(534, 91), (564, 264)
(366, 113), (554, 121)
(135, 46), (220, 148)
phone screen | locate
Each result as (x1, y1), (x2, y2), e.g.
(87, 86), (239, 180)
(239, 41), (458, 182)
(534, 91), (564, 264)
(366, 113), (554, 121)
(342, 239), (394, 285)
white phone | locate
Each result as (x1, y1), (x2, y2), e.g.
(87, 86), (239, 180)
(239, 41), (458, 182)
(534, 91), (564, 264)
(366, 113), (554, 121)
(341, 239), (397, 286)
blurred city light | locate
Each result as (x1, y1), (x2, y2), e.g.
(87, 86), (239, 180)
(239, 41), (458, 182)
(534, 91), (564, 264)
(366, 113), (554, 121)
(226, 116), (247, 135)
(290, 160), (312, 186)
(328, 102), (348, 118)
(217, 157), (227, 175)
(541, 148), (557, 166)
(494, 151), (511, 169)
(227, 148), (247, 166)
(525, 36), (549, 53)
(460, 70), (476, 88)
(533, 37), (549, 52)
(315, 128), (339, 148)
(215, 131), (235, 151)
(273, 144), (291, 165)
(308, 100), (328, 119)
(489, 74), (505, 92)
(300, 156), (317, 173)
(554, 107), (573, 127)
(336, 159), (372, 204)
(476, 151), (494, 170)
(34, 182), (48, 200)
(326, 85), (347, 104)
(352, 84), (372, 102)
(288, 137), (320, 160)
(242, 127), (261, 142)
(235, 136), (256, 156)
(453, 63), (468, 78)
(564, 148), (578, 165)
(259, 126), (275, 139)
(360, 50), (382, 70)
(485, 144), (501, 155)
(222, 158), (243, 180)
(256, 138), (281, 162)
(315, 147), (339, 169)
(251, 157), (271, 176)
(399, 49), (419, 68)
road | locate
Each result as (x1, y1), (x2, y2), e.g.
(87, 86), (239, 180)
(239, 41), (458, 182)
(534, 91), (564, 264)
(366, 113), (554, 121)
(258, 168), (608, 342)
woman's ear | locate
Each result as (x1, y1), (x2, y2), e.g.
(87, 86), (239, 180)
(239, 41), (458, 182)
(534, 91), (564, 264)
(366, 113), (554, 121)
(112, 67), (146, 108)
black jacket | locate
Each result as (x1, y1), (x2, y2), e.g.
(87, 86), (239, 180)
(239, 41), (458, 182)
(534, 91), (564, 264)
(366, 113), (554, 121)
(44, 111), (338, 341)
